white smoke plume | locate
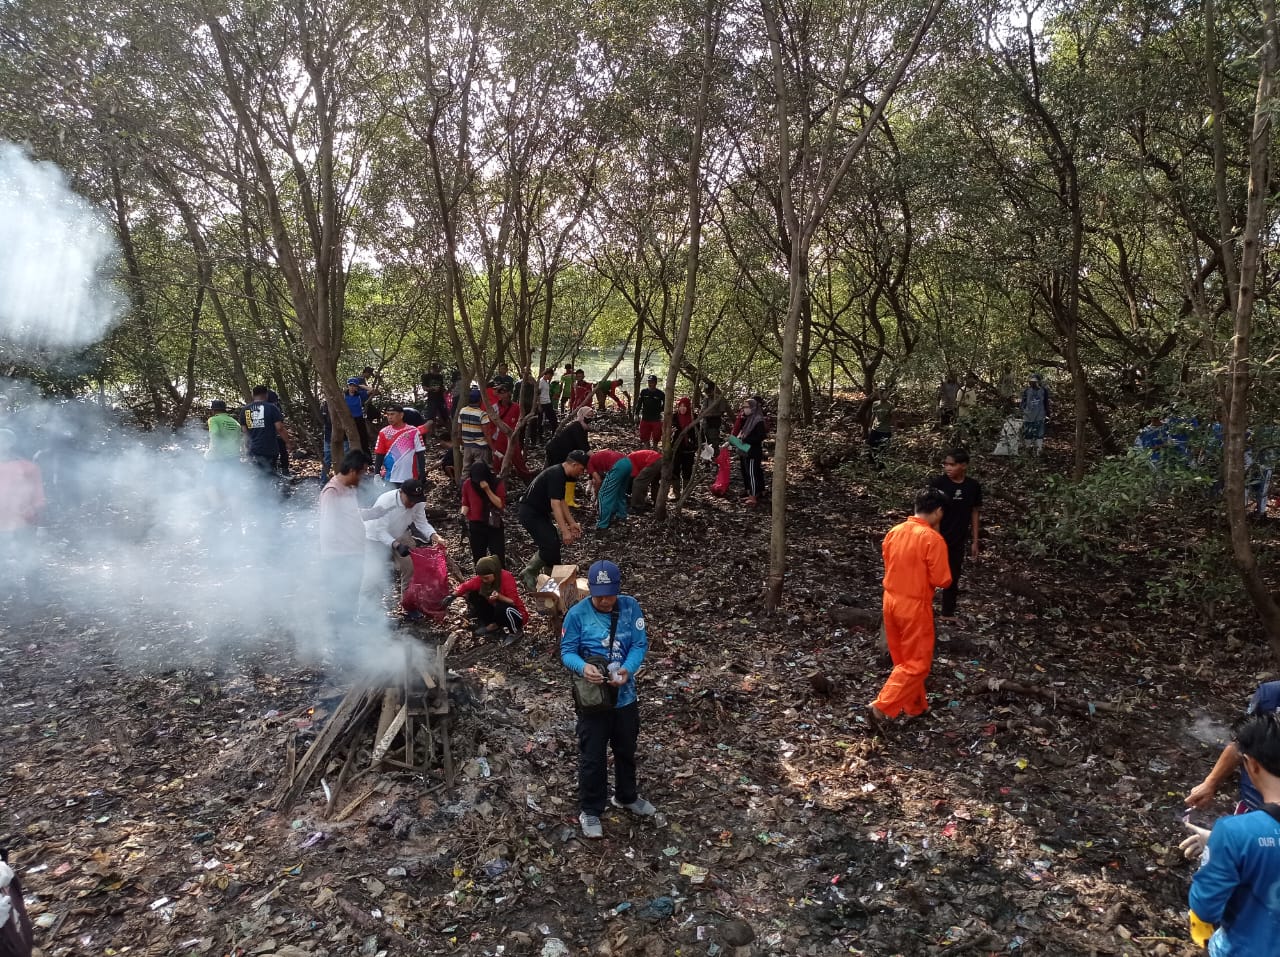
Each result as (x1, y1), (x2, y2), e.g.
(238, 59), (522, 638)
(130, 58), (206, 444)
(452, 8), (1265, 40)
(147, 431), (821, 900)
(0, 402), (418, 683)
(0, 146), (423, 684)
(0, 141), (123, 353)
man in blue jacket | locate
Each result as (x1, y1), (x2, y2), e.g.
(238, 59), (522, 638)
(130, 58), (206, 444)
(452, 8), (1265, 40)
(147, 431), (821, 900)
(560, 559), (655, 839)
(1189, 712), (1280, 954)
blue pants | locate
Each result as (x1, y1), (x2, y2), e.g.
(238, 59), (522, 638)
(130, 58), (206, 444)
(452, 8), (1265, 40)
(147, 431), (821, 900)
(597, 459), (632, 529)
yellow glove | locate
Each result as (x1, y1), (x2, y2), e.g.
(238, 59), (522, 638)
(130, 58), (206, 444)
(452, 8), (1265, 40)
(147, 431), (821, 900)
(1189, 909), (1215, 948)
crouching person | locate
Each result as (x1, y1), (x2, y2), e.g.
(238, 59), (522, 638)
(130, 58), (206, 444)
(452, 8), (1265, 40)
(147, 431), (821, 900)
(1189, 712), (1280, 954)
(560, 560), (655, 839)
(445, 555), (526, 641)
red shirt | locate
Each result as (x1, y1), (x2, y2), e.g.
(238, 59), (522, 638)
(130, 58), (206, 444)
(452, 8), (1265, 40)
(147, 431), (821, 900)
(569, 382), (593, 410)
(454, 569), (527, 618)
(587, 450), (625, 478)
(461, 477), (506, 521)
(628, 449), (661, 471)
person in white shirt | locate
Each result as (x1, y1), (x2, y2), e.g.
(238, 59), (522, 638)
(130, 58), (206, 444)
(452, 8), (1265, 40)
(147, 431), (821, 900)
(534, 369), (558, 443)
(359, 478), (443, 621)
(319, 450), (372, 625)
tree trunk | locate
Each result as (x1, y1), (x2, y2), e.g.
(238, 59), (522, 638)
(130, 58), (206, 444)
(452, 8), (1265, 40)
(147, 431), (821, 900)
(1219, 0), (1280, 655)
(656, 0), (720, 522)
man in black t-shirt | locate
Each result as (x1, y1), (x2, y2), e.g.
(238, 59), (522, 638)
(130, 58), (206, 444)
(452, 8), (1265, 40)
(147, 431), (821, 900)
(636, 376), (665, 449)
(491, 362), (516, 395)
(927, 448), (982, 619)
(421, 363), (447, 425)
(240, 385), (290, 478)
(519, 450), (588, 590)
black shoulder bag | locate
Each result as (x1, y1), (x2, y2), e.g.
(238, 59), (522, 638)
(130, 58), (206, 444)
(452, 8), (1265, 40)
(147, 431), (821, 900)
(570, 609), (620, 715)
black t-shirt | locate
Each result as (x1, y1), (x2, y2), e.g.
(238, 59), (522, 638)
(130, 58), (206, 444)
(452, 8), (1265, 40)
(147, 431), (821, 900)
(422, 371), (444, 393)
(491, 373), (516, 393)
(637, 388), (666, 421)
(544, 423), (588, 466)
(929, 474), (983, 544)
(240, 401), (284, 458)
(523, 464), (568, 515)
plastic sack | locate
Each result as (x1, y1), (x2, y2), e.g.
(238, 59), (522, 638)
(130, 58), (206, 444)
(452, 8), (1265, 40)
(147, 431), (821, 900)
(401, 543), (450, 621)
(710, 447), (732, 496)
(993, 416), (1022, 456)
(699, 443), (714, 462)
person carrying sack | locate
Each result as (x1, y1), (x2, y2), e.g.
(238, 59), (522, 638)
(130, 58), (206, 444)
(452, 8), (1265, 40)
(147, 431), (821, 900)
(560, 559), (655, 839)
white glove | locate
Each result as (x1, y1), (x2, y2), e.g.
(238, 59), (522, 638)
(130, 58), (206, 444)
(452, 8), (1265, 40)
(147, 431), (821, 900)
(1180, 822), (1211, 861)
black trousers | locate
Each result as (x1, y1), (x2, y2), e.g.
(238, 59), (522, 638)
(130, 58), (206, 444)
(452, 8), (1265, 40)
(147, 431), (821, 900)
(941, 538), (966, 616)
(467, 520), (506, 568)
(739, 454), (765, 497)
(534, 403), (557, 442)
(465, 592), (524, 633)
(576, 702), (639, 815)
(519, 505), (561, 567)
(867, 429), (891, 467)
(673, 449), (695, 494)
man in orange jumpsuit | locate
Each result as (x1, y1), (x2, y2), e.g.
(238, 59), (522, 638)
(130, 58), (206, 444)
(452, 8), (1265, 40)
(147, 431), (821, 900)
(870, 488), (952, 725)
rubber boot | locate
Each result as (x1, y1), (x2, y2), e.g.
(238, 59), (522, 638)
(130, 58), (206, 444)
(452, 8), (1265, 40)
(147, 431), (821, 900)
(520, 554), (545, 593)
(565, 480), (577, 508)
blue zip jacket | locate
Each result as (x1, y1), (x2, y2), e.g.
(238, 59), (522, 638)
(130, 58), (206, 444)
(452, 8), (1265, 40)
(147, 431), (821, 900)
(560, 594), (648, 708)
(1189, 809), (1280, 955)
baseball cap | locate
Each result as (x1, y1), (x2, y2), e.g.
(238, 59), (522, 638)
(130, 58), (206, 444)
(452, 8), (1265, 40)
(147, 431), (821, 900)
(647, 374), (657, 382)
(399, 479), (427, 503)
(210, 400), (227, 412)
(566, 450), (589, 466)
(587, 560), (621, 597)
(347, 376), (361, 385)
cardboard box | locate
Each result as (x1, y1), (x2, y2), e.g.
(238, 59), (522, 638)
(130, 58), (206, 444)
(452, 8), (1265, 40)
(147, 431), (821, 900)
(535, 564), (582, 614)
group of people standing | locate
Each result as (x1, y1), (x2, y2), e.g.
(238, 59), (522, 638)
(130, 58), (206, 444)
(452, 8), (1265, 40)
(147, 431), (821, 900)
(301, 356), (775, 649)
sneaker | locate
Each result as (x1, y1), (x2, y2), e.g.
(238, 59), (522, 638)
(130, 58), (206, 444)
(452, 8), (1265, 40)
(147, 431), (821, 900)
(404, 610), (425, 622)
(501, 629), (523, 647)
(611, 796), (657, 817)
(579, 812), (604, 839)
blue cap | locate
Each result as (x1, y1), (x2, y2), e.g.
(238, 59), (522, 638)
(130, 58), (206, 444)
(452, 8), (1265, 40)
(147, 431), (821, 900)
(347, 377), (361, 385)
(587, 560), (621, 597)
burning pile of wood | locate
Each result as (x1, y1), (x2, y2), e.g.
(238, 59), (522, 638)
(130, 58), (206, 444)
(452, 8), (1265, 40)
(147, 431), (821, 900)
(276, 634), (457, 818)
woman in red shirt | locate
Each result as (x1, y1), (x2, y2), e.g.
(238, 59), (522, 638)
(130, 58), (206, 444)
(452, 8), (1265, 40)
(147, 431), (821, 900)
(460, 461), (506, 569)
(445, 555), (527, 641)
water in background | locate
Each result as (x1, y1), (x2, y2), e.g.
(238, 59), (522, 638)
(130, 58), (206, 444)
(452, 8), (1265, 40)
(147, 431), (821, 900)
(540, 347), (668, 387)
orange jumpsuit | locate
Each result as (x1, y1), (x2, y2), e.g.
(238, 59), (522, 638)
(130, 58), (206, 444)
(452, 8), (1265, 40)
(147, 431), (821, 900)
(872, 516), (952, 719)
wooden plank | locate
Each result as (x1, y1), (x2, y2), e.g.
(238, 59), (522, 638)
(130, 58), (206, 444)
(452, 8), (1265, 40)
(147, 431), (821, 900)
(276, 688), (372, 811)
(371, 704), (408, 763)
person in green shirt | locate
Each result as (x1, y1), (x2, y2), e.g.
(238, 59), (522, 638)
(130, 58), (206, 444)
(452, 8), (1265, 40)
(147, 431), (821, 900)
(205, 399), (245, 506)
(206, 400), (244, 461)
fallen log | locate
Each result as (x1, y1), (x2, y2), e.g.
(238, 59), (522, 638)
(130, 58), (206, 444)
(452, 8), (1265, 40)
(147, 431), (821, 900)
(981, 677), (1123, 716)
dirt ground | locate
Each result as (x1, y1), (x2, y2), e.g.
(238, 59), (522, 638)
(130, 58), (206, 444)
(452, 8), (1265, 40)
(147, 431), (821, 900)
(1, 410), (1265, 957)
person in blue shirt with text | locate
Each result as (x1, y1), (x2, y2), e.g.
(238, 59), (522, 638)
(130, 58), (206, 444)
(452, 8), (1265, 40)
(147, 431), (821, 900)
(560, 560), (656, 839)
(1189, 712), (1280, 954)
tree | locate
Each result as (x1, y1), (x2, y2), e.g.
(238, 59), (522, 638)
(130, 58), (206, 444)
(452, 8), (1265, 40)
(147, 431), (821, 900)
(755, 0), (945, 611)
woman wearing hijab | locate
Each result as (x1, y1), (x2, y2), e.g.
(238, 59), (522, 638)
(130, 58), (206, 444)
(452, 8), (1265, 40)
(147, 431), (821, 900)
(670, 396), (697, 499)
(545, 406), (593, 507)
(731, 397), (767, 507)
(444, 554), (527, 640)
(460, 460), (507, 568)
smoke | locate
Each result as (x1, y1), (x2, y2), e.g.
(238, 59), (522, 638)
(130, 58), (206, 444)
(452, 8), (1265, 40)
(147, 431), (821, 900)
(0, 397), (422, 683)
(0, 142), (123, 354)
(0, 146), (420, 684)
